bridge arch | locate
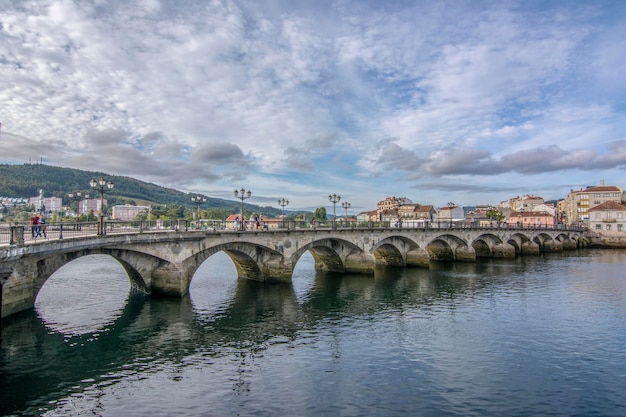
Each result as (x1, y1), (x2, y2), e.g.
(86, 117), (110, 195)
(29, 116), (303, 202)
(533, 232), (562, 253)
(291, 238), (369, 274)
(471, 233), (502, 258)
(371, 236), (425, 267)
(1, 247), (174, 318)
(182, 242), (288, 287)
(554, 233), (579, 250)
(22, 249), (156, 309)
(471, 233), (517, 258)
(426, 234), (475, 262)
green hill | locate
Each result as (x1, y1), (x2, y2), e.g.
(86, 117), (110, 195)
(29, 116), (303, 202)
(0, 163), (282, 216)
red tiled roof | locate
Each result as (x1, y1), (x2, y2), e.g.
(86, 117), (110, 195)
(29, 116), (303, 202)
(414, 205), (434, 212)
(588, 201), (626, 212)
(572, 186), (622, 193)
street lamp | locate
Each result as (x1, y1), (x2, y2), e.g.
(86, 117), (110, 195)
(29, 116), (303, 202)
(341, 201), (351, 227)
(90, 177), (114, 236)
(234, 188), (251, 230)
(278, 198), (289, 228)
(191, 195), (207, 228)
(67, 191), (88, 218)
(328, 193), (341, 229)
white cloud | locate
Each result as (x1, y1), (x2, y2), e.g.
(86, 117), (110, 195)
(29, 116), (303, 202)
(1, 0), (626, 210)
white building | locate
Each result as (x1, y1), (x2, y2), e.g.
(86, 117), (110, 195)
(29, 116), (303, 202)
(29, 194), (63, 213)
(112, 205), (149, 221)
(436, 205), (465, 221)
(588, 201), (626, 233)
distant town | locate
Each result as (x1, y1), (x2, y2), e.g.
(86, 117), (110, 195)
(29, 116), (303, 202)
(1, 182), (625, 235)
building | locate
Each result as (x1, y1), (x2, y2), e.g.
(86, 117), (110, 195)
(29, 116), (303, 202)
(562, 184), (624, 225)
(29, 195), (63, 213)
(398, 205), (437, 227)
(498, 195), (545, 211)
(82, 198), (108, 215)
(377, 196), (413, 214)
(436, 205), (464, 221)
(508, 210), (555, 227)
(588, 201), (626, 233)
(112, 205), (149, 221)
(379, 208), (399, 224)
(533, 203), (556, 217)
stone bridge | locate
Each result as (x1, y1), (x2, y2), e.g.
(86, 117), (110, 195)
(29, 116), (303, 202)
(0, 226), (586, 319)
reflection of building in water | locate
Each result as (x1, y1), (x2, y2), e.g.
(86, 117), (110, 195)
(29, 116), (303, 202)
(112, 205), (149, 221)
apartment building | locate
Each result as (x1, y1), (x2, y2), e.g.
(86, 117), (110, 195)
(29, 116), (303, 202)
(29, 195), (63, 213)
(82, 198), (107, 215)
(377, 196), (413, 213)
(588, 201), (626, 233)
(562, 185), (624, 225)
(437, 205), (464, 221)
(499, 195), (545, 211)
(112, 205), (149, 221)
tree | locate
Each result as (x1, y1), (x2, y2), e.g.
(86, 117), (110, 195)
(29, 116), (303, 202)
(205, 208), (231, 220)
(313, 207), (327, 221)
(486, 207), (505, 223)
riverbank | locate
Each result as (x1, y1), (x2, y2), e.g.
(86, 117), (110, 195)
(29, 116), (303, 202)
(588, 231), (626, 248)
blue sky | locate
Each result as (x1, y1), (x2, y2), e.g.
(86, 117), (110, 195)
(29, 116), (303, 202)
(1, 0), (626, 213)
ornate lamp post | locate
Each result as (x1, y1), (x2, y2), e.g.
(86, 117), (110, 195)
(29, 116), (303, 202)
(278, 198), (289, 228)
(67, 191), (89, 218)
(191, 195), (207, 228)
(90, 177), (114, 236)
(234, 188), (251, 231)
(328, 193), (341, 229)
(341, 201), (351, 227)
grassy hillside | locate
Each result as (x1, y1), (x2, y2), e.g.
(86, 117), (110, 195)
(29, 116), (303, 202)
(0, 163), (282, 216)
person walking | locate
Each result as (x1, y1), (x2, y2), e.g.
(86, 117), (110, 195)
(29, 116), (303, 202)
(34, 214), (41, 238)
(40, 215), (47, 238)
(30, 213), (37, 238)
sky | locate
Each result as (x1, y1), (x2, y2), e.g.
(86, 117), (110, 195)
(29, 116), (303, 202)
(1, 0), (626, 214)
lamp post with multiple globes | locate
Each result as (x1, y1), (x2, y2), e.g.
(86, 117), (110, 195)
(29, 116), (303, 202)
(328, 193), (341, 229)
(67, 191), (89, 219)
(278, 198), (289, 228)
(191, 195), (207, 228)
(341, 201), (351, 227)
(89, 177), (114, 236)
(234, 188), (251, 231)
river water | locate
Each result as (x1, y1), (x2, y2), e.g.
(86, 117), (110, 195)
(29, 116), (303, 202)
(1, 249), (625, 417)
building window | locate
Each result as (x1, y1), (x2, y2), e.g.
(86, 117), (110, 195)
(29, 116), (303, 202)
(618, 224), (623, 232)
(606, 224), (612, 231)
(596, 224), (602, 230)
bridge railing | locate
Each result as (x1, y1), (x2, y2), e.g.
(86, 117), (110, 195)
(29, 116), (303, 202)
(0, 219), (191, 246)
(278, 220), (584, 232)
(0, 218), (585, 246)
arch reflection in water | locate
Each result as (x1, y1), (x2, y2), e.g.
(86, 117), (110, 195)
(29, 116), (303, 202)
(291, 251), (317, 303)
(35, 254), (132, 336)
(189, 251), (239, 320)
